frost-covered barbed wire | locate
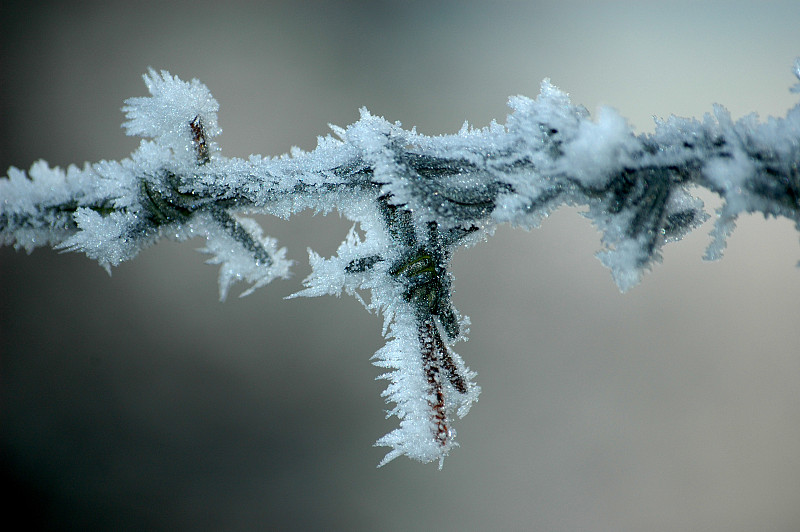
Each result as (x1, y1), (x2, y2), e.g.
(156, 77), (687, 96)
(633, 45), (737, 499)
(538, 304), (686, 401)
(3, 63), (800, 467)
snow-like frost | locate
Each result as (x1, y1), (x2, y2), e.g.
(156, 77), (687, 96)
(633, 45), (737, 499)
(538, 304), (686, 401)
(372, 305), (480, 468)
(4, 62), (800, 466)
(196, 213), (291, 301)
(122, 68), (221, 166)
(562, 106), (638, 187)
(58, 208), (146, 272)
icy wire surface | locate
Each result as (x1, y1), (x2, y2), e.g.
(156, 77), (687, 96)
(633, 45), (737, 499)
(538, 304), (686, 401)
(3, 64), (800, 465)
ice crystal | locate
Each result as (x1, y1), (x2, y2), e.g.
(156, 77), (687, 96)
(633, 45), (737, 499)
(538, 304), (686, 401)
(4, 63), (800, 466)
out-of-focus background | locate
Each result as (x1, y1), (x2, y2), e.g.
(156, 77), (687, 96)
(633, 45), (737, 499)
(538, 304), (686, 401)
(2, 1), (800, 530)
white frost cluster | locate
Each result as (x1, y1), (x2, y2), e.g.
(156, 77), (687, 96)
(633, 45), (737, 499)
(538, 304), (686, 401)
(292, 215), (480, 466)
(372, 310), (479, 468)
(561, 106), (639, 187)
(4, 63), (800, 466)
(196, 213), (291, 301)
(122, 69), (221, 165)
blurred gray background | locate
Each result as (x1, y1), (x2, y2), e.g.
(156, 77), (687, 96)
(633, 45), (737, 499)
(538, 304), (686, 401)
(2, 1), (800, 530)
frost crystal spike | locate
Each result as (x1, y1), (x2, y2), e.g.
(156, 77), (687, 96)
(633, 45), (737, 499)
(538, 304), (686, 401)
(3, 64), (800, 466)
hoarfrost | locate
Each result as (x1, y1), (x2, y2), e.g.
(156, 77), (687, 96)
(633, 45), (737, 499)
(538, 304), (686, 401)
(197, 213), (291, 301)
(122, 68), (221, 166)
(4, 62), (800, 466)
